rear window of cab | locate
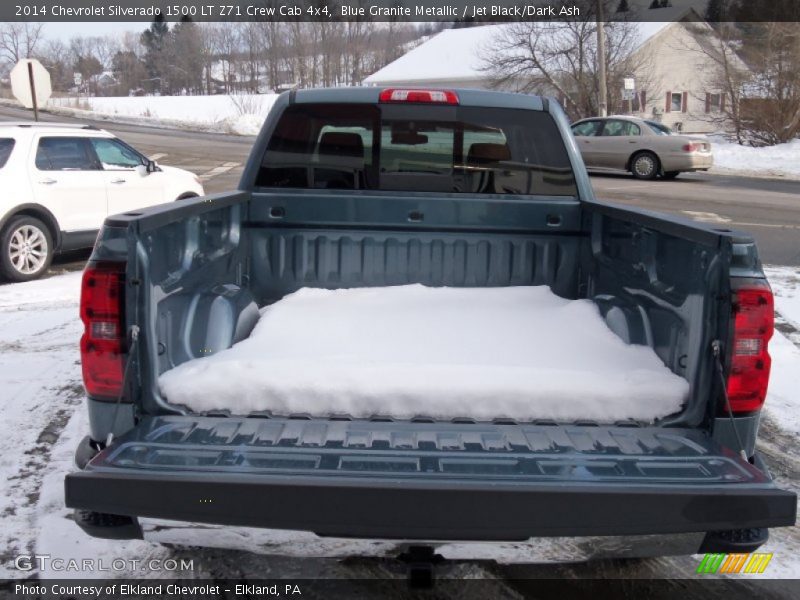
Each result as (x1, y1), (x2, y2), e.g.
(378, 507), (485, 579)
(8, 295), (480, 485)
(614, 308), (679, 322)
(257, 103), (578, 197)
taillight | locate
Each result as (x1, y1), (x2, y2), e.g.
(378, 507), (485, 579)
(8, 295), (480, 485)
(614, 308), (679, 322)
(80, 263), (126, 399)
(379, 88), (459, 104)
(725, 280), (774, 414)
(682, 142), (699, 152)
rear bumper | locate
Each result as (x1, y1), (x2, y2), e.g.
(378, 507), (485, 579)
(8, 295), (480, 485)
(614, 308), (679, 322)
(66, 465), (795, 541)
(662, 153), (714, 172)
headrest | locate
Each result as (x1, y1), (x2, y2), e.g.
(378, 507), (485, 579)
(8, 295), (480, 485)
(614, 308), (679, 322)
(318, 132), (365, 159)
(467, 142), (512, 165)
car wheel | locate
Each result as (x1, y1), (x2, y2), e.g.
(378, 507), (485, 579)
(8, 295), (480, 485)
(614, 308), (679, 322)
(0, 216), (54, 282)
(631, 152), (659, 180)
(663, 171), (681, 180)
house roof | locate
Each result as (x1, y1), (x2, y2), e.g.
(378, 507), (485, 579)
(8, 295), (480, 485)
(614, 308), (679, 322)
(364, 7), (704, 86)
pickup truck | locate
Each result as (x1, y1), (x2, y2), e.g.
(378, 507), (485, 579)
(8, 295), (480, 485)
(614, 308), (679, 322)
(65, 87), (796, 562)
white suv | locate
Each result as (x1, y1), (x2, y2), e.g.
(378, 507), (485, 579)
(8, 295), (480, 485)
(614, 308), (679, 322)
(0, 123), (204, 281)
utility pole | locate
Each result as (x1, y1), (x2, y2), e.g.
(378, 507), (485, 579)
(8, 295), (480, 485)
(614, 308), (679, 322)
(597, 1), (608, 117)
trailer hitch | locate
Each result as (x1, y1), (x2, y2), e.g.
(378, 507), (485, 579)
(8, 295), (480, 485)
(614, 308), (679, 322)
(398, 545), (444, 589)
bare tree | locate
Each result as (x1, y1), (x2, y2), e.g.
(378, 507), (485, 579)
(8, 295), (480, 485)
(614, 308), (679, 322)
(682, 22), (750, 143)
(36, 39), (72, 91)
(344, 17), (373, 85)
(90, 36), (120, 73)
(253, 21), (287, 91)
(0, 23), (45, 64)
(207, 23), (241, 93)
(480, 2), (649, 120)
(691, 21), (800, 145)
(738, 22), (800, 145)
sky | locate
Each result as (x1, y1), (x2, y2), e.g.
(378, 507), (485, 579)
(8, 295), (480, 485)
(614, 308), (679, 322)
(44, 22), (146, 42)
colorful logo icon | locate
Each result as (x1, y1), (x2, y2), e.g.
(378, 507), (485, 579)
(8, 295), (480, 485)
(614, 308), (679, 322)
(696, 553), (773, 574)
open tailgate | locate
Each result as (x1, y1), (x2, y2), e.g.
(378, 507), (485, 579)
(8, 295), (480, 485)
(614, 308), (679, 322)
(65, 416), (796, 540)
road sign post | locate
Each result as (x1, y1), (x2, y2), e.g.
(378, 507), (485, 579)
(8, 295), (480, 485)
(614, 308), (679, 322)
(27, 62), (39, 121)
(623, 79), (636, 114)
(10, 59), (52, 121)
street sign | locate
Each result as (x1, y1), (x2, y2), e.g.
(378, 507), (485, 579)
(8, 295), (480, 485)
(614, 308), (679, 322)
(622, 89), (636, 101)
(10, 59), (52, 121)
(623, 78), (635, 91)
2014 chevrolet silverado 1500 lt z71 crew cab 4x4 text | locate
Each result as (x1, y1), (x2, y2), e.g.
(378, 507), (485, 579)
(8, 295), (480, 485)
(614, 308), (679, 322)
(65, 88), (795, 562)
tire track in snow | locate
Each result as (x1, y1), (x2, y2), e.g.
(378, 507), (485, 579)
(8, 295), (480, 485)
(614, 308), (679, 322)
(0, 274), (84, 578)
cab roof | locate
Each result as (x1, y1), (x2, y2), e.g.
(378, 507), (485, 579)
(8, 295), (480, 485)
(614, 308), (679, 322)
(288, 86), (548, 112)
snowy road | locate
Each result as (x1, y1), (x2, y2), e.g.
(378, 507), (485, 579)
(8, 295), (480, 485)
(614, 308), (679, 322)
(3, 102), (800, 269)
(0, 270), (797, 594)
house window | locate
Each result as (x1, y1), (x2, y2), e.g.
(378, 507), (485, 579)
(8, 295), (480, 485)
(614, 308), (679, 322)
(671, 93), (684, 112)
(706, 93), (723, 113)
(666, 91), (688, 113)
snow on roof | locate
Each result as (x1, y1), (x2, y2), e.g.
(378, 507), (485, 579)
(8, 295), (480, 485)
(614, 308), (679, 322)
(364, 26), (502, 85)
(364, 7), (701, 86)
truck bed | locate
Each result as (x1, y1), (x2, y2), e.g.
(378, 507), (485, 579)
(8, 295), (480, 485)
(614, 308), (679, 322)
(118, 189), (726, 430)
(157, 283), (688, 422)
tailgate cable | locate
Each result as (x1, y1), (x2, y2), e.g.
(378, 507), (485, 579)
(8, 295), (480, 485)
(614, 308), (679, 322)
(106, 325), (140, 447)
(712, 340), (748, 461)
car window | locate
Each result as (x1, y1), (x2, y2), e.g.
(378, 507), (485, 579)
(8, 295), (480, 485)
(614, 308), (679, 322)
(600, 120), (641, 137)
(35, 137), (99, 171)
(645, 121), (673, 136)
(90, 138), (145, 170)
(571, 121), (600, 137)
(0, 138), (14, 168)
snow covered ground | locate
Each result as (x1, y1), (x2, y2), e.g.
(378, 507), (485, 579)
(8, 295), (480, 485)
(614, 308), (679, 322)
(44, 94), (279, 136)
(710, 138), (800, 180)
(0, 269), (797, 584)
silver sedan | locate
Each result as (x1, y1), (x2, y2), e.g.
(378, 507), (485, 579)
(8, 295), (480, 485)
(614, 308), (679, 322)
(570, 116), (713, 180)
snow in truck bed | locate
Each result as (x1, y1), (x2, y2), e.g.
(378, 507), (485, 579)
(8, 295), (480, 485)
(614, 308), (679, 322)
(158, 285), (689, 422)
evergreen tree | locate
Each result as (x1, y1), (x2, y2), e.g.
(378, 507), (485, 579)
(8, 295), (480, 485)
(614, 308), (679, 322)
(112, 50), (147, 95)
(170, 17), (204, 94)
(140, 13), (169, 93)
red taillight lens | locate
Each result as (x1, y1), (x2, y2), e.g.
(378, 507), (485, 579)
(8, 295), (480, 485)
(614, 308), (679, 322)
(682, 142), (698, 152)
(379, 88), (459, 104)
(726, 281), (774, 414)
(80, 263), (126, 399)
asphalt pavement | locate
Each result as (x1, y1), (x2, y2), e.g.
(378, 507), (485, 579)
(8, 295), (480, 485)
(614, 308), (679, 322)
(2, 103), (799, 270)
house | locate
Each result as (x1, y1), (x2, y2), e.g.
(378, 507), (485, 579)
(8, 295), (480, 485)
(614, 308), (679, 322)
(364, 7), (750, 133)
(95, 71), (117, 90)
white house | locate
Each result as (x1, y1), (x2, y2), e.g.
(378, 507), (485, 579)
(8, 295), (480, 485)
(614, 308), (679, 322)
(364, 7), (749, 133)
